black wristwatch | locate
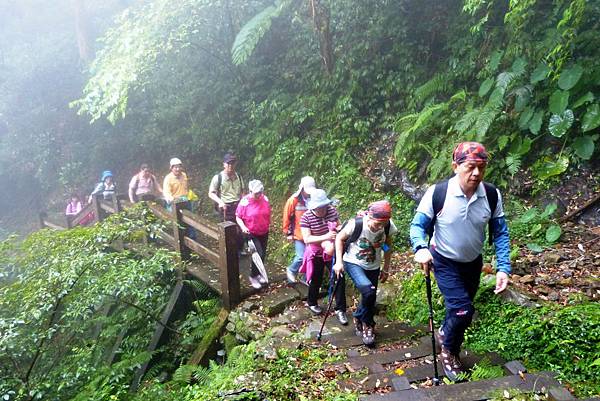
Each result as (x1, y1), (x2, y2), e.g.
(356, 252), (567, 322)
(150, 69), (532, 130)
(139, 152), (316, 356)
(415, 244), (428, 252)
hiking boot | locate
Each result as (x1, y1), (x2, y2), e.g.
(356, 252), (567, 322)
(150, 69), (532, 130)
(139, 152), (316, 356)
(440, 346), (465, 382)
(362, 324), (375, 347)
(308, 304), (323, 315)
(335, 310), (348, 326)
(434, 327), (446, 348)
(353, 317), (363, 337)
(286, 269), (297, 283)
(248, 275), (262, 289)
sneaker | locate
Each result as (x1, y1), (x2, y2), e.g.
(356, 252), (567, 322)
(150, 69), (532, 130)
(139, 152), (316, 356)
(257, 274), (267, 285)
(286, 269), (297, 283)
(335, 310), (348, 326)
(353, 317), (363, 337)
(440, 346), (465, 381)
(248, 275), (262, 289)
(308, 304), (323, 315)
(362, 324), (375, 347)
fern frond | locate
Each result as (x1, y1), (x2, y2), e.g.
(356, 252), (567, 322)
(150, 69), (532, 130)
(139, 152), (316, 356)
(414, 74), (451, 104)
(496, 71), (516, 92)
(172, 364), (197, 385)
(231, 0), (292, 65)
(505, 153), (522, 176)
(474, 107), (500, 140)
(193, 366), (211, 386)
(455, 109), (480, 134)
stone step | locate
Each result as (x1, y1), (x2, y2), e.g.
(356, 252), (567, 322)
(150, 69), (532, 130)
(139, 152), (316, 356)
(334, 336), (431, 371)
(359, 372), (563, 401)
(322, 322), (424, 348)
(339, 352), (505, 392)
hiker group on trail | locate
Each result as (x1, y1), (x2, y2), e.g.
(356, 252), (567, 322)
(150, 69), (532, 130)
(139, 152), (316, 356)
(61, 141), (511, 366)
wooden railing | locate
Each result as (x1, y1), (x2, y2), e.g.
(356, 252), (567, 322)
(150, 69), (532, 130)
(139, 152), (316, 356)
(40, 194), (241, 310)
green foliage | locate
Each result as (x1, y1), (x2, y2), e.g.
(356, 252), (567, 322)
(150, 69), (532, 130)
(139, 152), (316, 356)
(231, 0), (292, 66)
(386, 271), (444, 326)
(0, 205), (180, 401)
(508, 201), (562, 251)
(466, 289), (600, 398)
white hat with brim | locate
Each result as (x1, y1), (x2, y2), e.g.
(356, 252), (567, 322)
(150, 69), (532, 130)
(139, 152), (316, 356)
(169, 157), (183, 167)
(306, 189), (331, 210)
(248, 179), (264, 194)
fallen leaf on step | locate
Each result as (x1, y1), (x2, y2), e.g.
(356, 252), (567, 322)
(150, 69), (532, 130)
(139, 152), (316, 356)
(503, 389), (511, 398)
(344, 363), (356, 373)
(359, 376), (369, 385)
(518, 370), (526, 380)
(375, 379), (381, 388)
(404, 352), (412, 358)
(394, 368), (405, 376)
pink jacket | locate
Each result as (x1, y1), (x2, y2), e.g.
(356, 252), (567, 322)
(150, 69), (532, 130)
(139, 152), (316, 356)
(235, 194), (271, 236)
(299, 243), (332, 283)
(66, 201), (82, 216)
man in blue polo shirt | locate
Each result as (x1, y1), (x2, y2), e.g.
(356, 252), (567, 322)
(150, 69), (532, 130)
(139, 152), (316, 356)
(409, 141), (511, 381)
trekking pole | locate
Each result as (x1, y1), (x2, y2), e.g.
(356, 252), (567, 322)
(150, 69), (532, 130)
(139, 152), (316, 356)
(424, 262), (440, 386)
(316, 274), (341, 341)
(316, 253), (340, 341)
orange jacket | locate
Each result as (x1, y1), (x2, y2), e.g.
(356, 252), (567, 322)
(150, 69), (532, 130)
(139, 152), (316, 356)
(282, 193), (308, 241)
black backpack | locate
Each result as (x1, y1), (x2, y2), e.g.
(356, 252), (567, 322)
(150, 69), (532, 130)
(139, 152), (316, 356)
(426, 180), (498, 246)
(342, 216), (391, 254)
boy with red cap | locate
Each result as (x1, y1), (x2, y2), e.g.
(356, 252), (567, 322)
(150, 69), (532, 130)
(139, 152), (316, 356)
(410, 141), (511, 380)
(334, 200), (397, 346)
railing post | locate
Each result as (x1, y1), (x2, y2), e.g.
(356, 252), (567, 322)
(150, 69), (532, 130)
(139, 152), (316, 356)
(39, 212), (47, 229)
(172, 200), (191, 261)
(112, 193), (122, 214)
(217, 221), (240, 310)
(92, 194), (106, 223)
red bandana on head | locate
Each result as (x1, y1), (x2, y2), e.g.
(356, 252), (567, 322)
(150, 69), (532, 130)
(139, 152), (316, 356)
(368, 200), (392, 222)
(453, 142), (488, 164)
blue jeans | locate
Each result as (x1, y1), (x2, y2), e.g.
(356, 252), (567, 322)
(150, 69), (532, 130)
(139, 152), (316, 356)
(287, 240), (305, 277)
(345, 261), (380, 327)
(431, 248), (482, 355)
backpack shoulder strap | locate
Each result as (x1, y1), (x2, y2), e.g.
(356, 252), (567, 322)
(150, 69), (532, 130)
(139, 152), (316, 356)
(384, 221), (391, 237)
(483, 182), (498, 245)
(236, 172), (244, 193)
(342, 217), (363, 253)
(348, 217), (363, 244)
(427, 180), (449, 240)
(216, 172), (222, 197)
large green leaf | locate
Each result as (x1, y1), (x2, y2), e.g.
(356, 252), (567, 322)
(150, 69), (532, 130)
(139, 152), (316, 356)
(582, 104), (600, 132)
(549, 90), (569, 115)
(527, 243), (544, 253)
(511, 57), (527, 75)
(530, 63), (550, 84)
(533, 155), (569, 180)
(572, 136), (595, 160)
(545, 224), (562, 243)
(572, 92), (594, 109)
(548, 110), (574, 137)
(479, 78), (494, 97)
(518, 107), (534, 130)
(558, 65), (583, 90)
(529, 110), (544, 135)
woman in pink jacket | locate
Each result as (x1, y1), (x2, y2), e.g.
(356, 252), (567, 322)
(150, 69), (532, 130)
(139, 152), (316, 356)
(236, 180), (271, 289)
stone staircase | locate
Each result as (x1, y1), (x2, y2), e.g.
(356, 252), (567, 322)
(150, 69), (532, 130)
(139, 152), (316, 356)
(213, 273), (597, 401)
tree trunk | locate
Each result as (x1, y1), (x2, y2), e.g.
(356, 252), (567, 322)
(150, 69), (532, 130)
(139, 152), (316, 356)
(310, 0), (334, 75)
(72, 0), (93, 62)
